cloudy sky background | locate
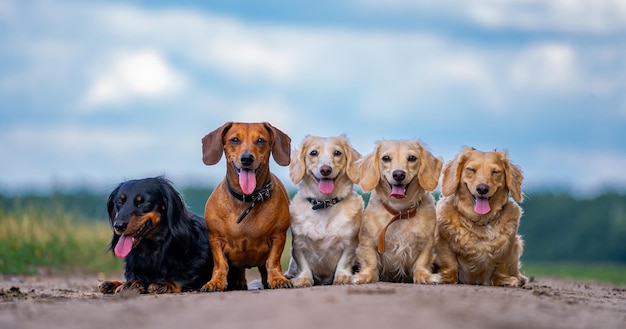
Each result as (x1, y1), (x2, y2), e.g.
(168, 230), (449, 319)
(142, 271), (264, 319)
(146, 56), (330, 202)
(1, 0), (625, 195)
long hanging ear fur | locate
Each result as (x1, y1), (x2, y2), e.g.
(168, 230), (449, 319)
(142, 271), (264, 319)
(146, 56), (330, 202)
(345, 139), (362, 184)
(202, 122), (233, 165)
(156, 177), (194, 252)
(264, 122), (291, 166)
(417, 143), (443, 192)
(289, 137), (308, 184)
(499, 150), (524, 202)
(359, 143), (381, 192)
(441, 147), (474, 196)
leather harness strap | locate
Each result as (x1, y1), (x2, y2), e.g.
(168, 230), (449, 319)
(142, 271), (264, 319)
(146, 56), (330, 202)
(377, 202), (419, 254)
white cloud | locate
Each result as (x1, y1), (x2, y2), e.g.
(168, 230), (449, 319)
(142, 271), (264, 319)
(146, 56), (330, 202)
(83, 50), (186, 108)
(356, 0), (626, 33)
(510, 43), (579, 92)
(525, 146), (626, 192)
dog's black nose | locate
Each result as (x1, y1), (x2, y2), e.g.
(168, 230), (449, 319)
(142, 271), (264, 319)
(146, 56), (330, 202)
(113, 222), (127, 232)
(392, 170), (406, 182)
(476, 183), (490, 195)
(240, 153), (254, 167)
(320, 165), (332, 177)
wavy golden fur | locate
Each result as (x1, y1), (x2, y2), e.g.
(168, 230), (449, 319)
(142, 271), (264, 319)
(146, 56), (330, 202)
(352, 140), (442, 284)
(435, 147), (527, 286)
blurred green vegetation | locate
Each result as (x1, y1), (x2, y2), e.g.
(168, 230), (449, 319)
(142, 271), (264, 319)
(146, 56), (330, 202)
(0, 187), (624, 283)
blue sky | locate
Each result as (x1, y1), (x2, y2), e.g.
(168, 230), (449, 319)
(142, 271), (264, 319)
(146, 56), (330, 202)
(1, 0), (625, 195)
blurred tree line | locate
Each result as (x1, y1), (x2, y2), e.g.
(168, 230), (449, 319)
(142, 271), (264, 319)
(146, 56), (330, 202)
(1, 188), (624, 263)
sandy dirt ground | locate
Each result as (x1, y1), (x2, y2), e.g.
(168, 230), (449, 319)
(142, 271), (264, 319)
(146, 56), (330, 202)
(0, 274), (624, 329)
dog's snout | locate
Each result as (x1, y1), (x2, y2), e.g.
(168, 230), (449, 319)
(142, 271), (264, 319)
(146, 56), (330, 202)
(392, 170), (406, 182)
(476, 183), (490, 195)
(320, 165), (332, 177)
(240, 153), (254, 167)
(113, 221), (127, 233)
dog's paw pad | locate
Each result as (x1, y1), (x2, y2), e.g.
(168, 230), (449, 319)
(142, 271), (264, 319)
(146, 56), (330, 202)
(292, 277), (313, 288)
(350, 274), (376, 285)
(200, 282), (226, 292)
(98, 281), (120, 294)
(269, 277), (293, 289)
(333, 275), (352, 285)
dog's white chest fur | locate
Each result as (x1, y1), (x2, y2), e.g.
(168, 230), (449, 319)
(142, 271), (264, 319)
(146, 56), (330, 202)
(290, 196), (360, 281)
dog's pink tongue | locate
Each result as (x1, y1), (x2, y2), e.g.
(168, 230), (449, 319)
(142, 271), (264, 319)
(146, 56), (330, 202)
(318, 179), (335, 194)
(474, 197), (491, 215)
(239, 169), (257, 195)
(114, 235), (133, 258)
(390, 185), (406, 199)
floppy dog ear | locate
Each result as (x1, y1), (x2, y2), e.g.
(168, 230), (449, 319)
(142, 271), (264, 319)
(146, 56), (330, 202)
(441, 147), (474, 196)
(343, 137), (362, 184)
(202, 122), (233, 165)
(289, 142), (307, 184)
(417, 144), (443, 192)
(106, 184), (121, 224)
(499, 151), (524, 202)
(157, 177), (194, 250)
(106, 183), (122, 252)
(359, 144), (381, 192)
(264, 122), (291, 166)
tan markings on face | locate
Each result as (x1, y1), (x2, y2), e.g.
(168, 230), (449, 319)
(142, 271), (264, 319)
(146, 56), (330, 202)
(126, 212), (161, 236)
(377, 141), (421, 185)
(461, 151), (505, 197)
(223, 123), (272, 168)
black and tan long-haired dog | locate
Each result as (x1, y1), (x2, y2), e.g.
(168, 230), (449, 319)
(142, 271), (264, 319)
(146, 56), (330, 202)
(99, 177), (214, 294)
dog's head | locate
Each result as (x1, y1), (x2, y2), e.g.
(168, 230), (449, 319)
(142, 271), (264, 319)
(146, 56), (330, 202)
(106, 176), (191, 258)
(202, 122), (291, 195)
(289, 135), (361, 194)
(441, 147), (523, 215)
(359, 140), (442, 198)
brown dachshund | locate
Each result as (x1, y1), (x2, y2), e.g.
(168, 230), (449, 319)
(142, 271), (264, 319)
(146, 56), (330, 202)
(200, 122), (293, 291)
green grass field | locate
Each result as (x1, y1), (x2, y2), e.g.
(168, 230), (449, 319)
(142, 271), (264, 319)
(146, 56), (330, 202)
(522, 262), (626, 285)
(1, 208), (624, 285)
(0, 208), (122, 275)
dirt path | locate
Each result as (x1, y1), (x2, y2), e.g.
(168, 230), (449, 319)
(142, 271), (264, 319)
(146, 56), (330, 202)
(0, 275), (624, 329)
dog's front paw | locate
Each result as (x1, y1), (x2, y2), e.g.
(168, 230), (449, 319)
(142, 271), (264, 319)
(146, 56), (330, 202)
(333, 274), (352, 285)
(147, 282), (180, 294)
(98, 280), (122, 294)
(292, 277), (313, 288)
(268, 275), (293, 289)
(200, 279), (227, 292)
(438, 269), (458, 284)
(414, 271), (440, 284)
(115, 280), (147, 294)
(493, 275), (523, 287)
(351, 273), (377, 285)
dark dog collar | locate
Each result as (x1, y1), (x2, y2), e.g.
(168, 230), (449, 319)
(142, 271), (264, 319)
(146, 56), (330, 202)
(305, 197), (343, 210)
(226, 179), (273, 223)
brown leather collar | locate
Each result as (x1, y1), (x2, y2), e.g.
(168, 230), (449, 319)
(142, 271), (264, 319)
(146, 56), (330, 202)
(377, 202), (419, 254)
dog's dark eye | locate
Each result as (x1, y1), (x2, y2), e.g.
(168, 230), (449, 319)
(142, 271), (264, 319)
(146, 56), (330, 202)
(407, 155), (417, 162)
(229, 137), (240, 144)
(309, 150), (318, 157)
(333, 150), (342, 157)
(492, 170), (502, 175)
(255, 138), (267, 146)
(381, 155), (391, 162)
(139, 201), (152, 208)
(466, 167), (476, 173)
